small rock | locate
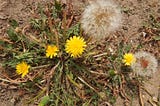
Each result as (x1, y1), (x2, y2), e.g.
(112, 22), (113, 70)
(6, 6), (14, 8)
(0, 89), (5, 93)
(10, 98), (16, 104)
(142, 32), (147, 37)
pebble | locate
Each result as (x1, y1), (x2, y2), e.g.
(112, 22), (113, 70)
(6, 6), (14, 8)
(0, 89), (5, 93)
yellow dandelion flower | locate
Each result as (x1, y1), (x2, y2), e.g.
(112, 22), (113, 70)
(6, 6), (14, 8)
(46, 45), (59, 58)
(65, 36), (87, 58)
(16, 61), (30, 78)
(122, 53), (136, 66)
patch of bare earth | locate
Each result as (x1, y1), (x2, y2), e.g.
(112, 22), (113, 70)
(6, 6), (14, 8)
(114, 0), (160, 106)
(0, 0), (160, 106)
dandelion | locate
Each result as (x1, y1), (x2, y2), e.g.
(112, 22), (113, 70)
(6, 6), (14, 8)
(65, 36), (86, 58)
(131, 51), (158, 76)
(16, 61), (30, 78)
(46, 45), (59, 58)
(123, 53), (136, 66)
(81, 0), (122, 39)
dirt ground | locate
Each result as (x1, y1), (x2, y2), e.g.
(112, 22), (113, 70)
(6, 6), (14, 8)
(0, 0), (160, 106)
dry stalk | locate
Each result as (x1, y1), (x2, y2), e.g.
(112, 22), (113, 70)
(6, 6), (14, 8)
(78, 77), (98, 93)
(46, 61), (60, 95)
(119, 74), (130, 101)
(139, 86), (144, 106)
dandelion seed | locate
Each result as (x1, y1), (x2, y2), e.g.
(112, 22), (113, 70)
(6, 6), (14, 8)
(46, 45), (59, 58)
(81, 0), (122, 39)
(65, 36), (86, 58)
(131, 51), (158, 76)
(16, 62), (30, 78)
(123, 53), (136, 66)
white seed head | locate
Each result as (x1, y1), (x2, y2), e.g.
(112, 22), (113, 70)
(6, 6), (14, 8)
(81, 0), (122, 39)
(131, 51), (158, 77)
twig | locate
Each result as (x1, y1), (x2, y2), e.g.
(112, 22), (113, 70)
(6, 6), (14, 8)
(148, 98), (157, 106)
(141, 86), (153, 97)
(26, 87), (46, 104)
(78, 77), (97, 93)
(0, 77), (14, 83)
(0, 37), (13, 44)
(141, 86), (159, 106)
(66, 74), (82, 89)
(26, 75), (43, 90)
(22, 25), (30, 35)
(31, 64), (51, 70)
(93, 52), (108, 58)
(139, 86), (144, 106)
(89, 70), (108, 76)
(119, 74), (130, 101)
(104, 101), (112, 106)
(67, 15), (74, 28)
(52, 29), (59, 48)
(158, 86), (160, 103)
(0, 75), (27, 84)
(0, 74), (43, 90)
(20, 38), (26, 52)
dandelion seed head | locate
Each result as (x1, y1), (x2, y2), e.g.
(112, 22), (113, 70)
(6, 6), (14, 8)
(131, 51), (158, 77)
(81, 0), (122, 39)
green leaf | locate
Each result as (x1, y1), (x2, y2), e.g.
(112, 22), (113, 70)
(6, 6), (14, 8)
(67, 23), (80, 37)
(82, 98), (92, 106)
(30, 19), (41, 29)
(9, 19), (19, 28)
(14, 52), (33, 60)
(38, 95), (50, 106)
(124, 44), (131, 53)
(55, 0), (62, 13)
(153, 36), (160, 41)
(108, 70), (116, 77)
(6, 28), (18, 41)
(0, 40), (5, 45)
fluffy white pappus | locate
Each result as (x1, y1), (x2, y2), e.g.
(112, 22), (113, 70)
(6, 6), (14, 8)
(80, 0), (122, 39)
(131, 51), (158, 77)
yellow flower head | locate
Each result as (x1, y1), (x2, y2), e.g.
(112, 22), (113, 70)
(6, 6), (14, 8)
(16, 61), (30, 78)
(46, 45), (59, 58)
(65, 36), (87, 58)
(122, 53), (136, 66)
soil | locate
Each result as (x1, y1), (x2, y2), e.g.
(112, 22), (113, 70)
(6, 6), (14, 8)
(0, 0), (160, 106)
